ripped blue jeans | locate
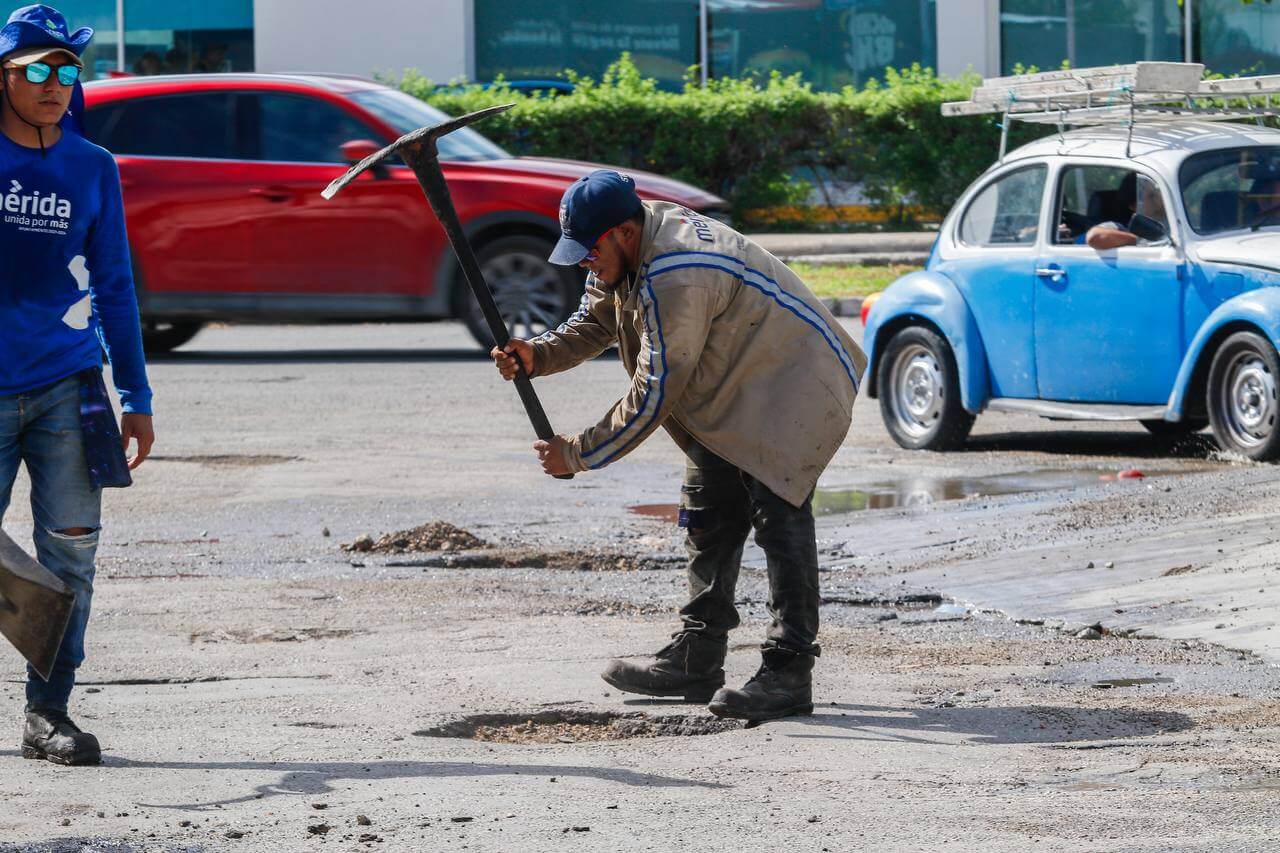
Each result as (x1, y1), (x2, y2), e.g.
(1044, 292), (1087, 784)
(0, 375), (101, 713)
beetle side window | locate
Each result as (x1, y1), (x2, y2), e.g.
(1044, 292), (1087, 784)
(85, 94), (239, 159)
(241, 93), (381, 164)
(957, 165), (1046, 247)
(1054, 166), (1169, 245)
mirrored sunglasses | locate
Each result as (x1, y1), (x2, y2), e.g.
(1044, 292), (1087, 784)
(23, 62), (81, 86)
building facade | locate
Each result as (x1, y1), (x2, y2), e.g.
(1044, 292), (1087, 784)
(44, 1), (1280, 87)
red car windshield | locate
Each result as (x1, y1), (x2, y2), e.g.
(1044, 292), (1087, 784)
(351, 89), (510, 162)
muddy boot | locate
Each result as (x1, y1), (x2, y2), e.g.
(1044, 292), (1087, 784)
(601, 632), (726, 702)
(22, 709), (101, 766)
(708, 649), (814, 722)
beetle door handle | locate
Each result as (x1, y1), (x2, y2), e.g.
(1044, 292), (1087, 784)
(1035, 265), (1066, 282)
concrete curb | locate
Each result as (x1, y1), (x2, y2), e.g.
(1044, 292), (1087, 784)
(821, 296), (864, 318)
(782, 251), (929, 266)
(749, 232), (936, 257)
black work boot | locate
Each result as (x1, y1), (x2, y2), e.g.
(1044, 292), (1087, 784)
(601, 632), (727, 702)
(708, 649), (814, 722)
(22, 709), (101, 766)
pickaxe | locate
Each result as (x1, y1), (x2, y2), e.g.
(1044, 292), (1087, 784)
(322, 104), (571, 479)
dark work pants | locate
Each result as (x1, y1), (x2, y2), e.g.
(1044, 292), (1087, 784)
(677, 441), (820, 656)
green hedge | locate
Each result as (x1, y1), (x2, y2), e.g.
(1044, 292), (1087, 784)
(397, 56), (1048, 230)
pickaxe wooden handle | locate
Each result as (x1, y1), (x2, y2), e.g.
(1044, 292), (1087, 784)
(323, 104), (572, 479)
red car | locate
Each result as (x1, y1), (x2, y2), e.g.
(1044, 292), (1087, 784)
(82, 73), (728, 351)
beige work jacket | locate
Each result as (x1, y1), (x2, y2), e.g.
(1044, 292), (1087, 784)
(530, 201), (867, 507)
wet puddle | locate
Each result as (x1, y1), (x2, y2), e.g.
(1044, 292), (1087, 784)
(629, 504), (681, 524)
(415, 710), (742, 743)
(629, 467), (1211, 521)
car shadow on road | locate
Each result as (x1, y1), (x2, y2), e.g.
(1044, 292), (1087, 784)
(0, 753), (727, 811)
(781, 702), (1193, 747)
(962, 430), (1220, 460)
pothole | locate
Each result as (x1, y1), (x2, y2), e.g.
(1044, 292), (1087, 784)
(569, 600), (668, 617)
(388, 550), (682, 572)
(343, 521), (680, 571)
(1091, 677), (1175, 689)
(415, 710), (743, 743)
(819, 592), (943, 609)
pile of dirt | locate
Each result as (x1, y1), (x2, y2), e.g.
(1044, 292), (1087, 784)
(344, 521), (487, 554)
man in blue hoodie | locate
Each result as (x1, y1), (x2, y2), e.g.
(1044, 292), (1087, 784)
(0, 4), (153, 766)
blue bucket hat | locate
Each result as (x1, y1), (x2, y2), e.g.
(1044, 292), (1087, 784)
(0, 4), (92, 62)
(549, 170), (643, 266)
(0, 5), (92, 135)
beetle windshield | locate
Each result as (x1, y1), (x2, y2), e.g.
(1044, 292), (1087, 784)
(349, 89), (510, 162)
(1180, 146), (1280, 235)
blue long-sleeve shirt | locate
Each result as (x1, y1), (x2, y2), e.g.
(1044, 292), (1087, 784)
(0, 130), (151, 414)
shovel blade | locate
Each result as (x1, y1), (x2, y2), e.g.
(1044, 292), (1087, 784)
(0, 529), (74, 682)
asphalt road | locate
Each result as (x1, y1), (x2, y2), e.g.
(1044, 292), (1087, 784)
(2, 320), (1279, 852)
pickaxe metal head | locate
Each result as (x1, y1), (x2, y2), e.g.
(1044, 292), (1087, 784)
(321, 103), (515, 200)
(319, 99), (572, 479)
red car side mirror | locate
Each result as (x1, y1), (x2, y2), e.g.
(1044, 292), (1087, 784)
(339, 139), (381, 165)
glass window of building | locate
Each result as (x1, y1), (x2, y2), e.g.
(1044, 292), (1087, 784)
(1199, 0), (1280, 76)
(475, 0), (699, 91)
(1001, 0), (1182, 74)
(124, 0), (253, 76)
(48, 0), (119, 80)
(708, 0), (937, 90)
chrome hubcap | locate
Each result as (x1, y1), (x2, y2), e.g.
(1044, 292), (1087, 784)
(474, 251), (565, 339)
(1219, 352), (1276, 449)
(890, 344), (944, 439)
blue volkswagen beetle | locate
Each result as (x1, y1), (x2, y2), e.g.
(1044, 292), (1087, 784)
(864, 119), (1280, 459)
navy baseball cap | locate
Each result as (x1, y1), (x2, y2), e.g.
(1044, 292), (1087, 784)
(549, 170), (643, 266)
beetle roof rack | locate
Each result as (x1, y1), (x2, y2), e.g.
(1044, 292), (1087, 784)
(943, 62), (1280, 158)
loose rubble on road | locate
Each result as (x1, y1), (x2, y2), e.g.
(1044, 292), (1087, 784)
(343, 520), (682, 571)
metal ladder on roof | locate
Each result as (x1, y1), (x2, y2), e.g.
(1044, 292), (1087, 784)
(942, 62), (1280, 159)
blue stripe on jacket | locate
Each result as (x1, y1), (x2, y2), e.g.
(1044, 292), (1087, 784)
(582, 283), (668, 467)
(644, 250), (859, 393)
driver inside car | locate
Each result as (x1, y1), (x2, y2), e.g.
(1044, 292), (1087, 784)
(1085, 172), (1168, 250)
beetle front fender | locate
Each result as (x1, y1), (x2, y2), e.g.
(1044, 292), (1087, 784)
(1168, 289), (1280, 418)
(863, 271), (990, 414)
